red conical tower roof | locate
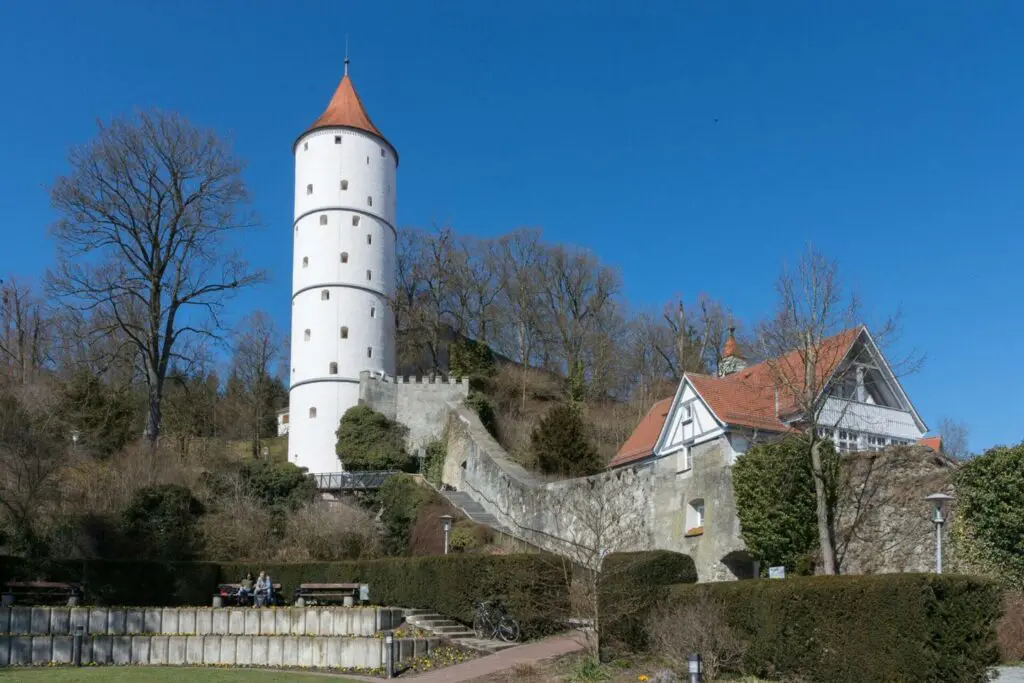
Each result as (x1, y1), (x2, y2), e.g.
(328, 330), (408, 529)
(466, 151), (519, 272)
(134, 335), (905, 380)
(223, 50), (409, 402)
(307, 70), (382, 138)
(723, 327), (741, 358)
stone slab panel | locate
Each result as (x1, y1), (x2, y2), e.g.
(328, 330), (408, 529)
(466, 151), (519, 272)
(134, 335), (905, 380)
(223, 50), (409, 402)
(267, 634), (283, 666)
(275, 608), (289, 635)
(88, 608), (107, 635)
(228, 609), (245, 634)
(150, 635), (169, 665)
(178, 608), (196, 635)
(161, 608), (179, 635)
(281, 635), (299, 667)
(70, 607), (88, 634)
(220, 634), (237, 665)
(298, 635), (315, 667)
(30, 607), (50, 634)
(185, 635), (204, 664)
(320, 609), (334, 636)
(327, 636), (343, 668)
(30, 635), (51, 664)
(10, 635), (31, 665)
(196, 609), (213, 635)
(131, 635), (151, 664)
(259, 608), (276, 635)
(126, 609), (144, 634)
(107, 608), (126, 635)
(0, 606), (9, 634)
(235, 634), (252, 665)
(90, 635), (112, 664)
(204, 634), (221, 664)
(212, 608), (229, 635)
(9, 607), (30, 635)
(244, 609), (260, 634)
(251, 635), (268, 665)
(112, 635), (132, 664)
(288, 608), (305, 635)
(52, 635), (72, 664)
(144, 609), (162, 634)
(167, 635), (187, 665)
(49, 608), (70, 635)
(305, 608), (320, 635)
(0, 635), (10, 666)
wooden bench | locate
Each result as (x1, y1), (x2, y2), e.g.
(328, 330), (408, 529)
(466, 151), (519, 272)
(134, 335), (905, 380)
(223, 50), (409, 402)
(293, 582), (361, 605)
(3, 581), (82, 606)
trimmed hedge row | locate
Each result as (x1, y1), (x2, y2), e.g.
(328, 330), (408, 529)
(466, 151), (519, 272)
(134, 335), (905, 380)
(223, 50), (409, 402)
(598, 550), (698, 656)
(668, 574), (1001, 683)
(220, 554), (571, 638)
(0, 556), (218, 606)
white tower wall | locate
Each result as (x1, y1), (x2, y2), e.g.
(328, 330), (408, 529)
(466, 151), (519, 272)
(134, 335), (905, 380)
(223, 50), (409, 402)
(289, 126), (397, 473)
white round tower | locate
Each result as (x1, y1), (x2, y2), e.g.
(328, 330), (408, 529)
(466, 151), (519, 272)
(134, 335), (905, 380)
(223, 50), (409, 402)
(289, 62), (397, 473)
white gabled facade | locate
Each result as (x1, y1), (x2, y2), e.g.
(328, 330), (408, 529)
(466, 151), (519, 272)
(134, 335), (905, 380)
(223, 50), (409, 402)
(288, 64), (397, 474)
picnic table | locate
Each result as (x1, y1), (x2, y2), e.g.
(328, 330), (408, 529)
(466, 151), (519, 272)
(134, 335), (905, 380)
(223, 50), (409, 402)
(293, 582), (363, 606)
(3, 581), (81, 606)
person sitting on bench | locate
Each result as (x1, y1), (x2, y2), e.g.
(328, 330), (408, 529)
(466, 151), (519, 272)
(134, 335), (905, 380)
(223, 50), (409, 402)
(254, 571), (273, 607)
(239, 573), (254, 603)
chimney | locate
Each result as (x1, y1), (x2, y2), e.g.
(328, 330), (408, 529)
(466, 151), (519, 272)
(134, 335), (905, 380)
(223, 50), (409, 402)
(719, 327), (749, 377)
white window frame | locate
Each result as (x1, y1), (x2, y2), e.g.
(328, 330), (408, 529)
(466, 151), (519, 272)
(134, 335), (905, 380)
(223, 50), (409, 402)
(675, 444), (692, 473)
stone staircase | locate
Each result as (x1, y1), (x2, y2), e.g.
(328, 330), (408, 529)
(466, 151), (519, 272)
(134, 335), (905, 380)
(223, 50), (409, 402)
(442, 490), (515, 537)
(404, 609), (518, 654)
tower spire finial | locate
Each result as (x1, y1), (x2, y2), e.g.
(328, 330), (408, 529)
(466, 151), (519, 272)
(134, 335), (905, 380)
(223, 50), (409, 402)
(344, 35), (350, 76)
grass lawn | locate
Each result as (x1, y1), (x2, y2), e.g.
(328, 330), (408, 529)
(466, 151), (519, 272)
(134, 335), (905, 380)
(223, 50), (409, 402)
(0, 668), (368, 682)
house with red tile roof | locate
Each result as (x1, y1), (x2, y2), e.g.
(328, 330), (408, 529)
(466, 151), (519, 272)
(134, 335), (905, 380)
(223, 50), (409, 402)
(611, 325), (935, 471)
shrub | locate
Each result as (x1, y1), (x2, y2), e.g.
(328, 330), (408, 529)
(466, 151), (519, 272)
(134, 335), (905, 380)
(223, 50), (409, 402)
(238, 459), (316, 510)
(379, 473), (435, 555)
(531, 403), (601, 477)
(449, 338), (496, 379)
(647, 594), (745, 681)
(667, 574), (1002, 683)
(120, 484), (204, 561)
(998, 592), (1024, 664)
(278, 502), (379, 561)
(421, 437), (446, 487)
(465, 393), (499, 440)
(596, 551), (698, 657)
(335, 405), (413, 471)
(732, 436), (821, 574)
(217, 554), (569, 638)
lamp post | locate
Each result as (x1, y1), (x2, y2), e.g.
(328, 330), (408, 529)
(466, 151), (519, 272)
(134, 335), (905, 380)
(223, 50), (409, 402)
(440, 515), (453, 555)
(925, 493), (953, 574)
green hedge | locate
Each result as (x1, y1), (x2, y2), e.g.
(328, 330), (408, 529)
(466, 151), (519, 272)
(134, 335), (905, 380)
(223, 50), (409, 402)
(598, 550), (698, 656)
(219, 554), (570, 638)
(667, 574), (1001, 683)
(0, 556), (218, 606)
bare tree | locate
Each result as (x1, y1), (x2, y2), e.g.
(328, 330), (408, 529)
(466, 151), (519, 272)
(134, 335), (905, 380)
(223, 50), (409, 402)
(48, 110), (262, 445)
(0, 278), (51, 386)
(230, 311), (284, 457)
(938, 417), (970, 459)
(393, 227), (459, 373)
(757, 245), (910, 574)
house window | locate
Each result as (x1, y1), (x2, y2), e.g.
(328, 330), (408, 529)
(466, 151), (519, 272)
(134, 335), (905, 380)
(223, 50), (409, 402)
(682, 404), (693, 422)
(302, 257), (308, 268)
(367, 346), (373, 358)
(329, 362), (338, 375)
(341, 180), (349, 191)
(340, 326), (349, 339)
(686, 499), (705, 535)
(837, 430), (859, 453)
(366, 269), (372, 281)
(335, 136), (342, 144)
(321, 290), (329, 300)
(352, 215), (360, 226)
(340, 252), (349, 264)
(676, 445), (692, 473)
(320, 215), (328, 225)
(367, 196), (373, 207)
(370, 306), (376, 318)
(303, 329), (311, 342)
(306, 184), (313, 195)
(309, 407), (317, 419)
(866, 435), (888, 452)
(366, 234), (372, 245)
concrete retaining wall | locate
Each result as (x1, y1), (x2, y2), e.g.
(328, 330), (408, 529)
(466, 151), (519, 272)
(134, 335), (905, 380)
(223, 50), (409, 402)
(0, 633), (439, 668)
(0, 606), (402, 637)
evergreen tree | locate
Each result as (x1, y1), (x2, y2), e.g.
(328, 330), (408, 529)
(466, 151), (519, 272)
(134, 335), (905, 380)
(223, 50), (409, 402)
(57, 369), (135, 457)
(530, 403), (602, 477)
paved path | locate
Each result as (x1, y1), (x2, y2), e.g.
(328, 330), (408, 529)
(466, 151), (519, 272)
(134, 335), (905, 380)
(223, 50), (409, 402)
(403, 631), (587, 682)
(995, 667), (1024, 682)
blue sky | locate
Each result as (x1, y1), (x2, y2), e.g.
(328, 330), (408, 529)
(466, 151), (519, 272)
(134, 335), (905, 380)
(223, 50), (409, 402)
(1, 1), (1021, 452)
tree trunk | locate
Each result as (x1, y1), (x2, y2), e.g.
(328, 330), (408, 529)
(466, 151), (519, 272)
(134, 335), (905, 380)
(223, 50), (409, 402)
(144, 378), (162, 446)
(810, 438), (837, 574)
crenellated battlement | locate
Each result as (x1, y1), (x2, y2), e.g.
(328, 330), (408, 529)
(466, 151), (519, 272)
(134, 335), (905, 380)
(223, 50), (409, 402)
(358, 370), (469, 451)
(360, 370), (467, 385)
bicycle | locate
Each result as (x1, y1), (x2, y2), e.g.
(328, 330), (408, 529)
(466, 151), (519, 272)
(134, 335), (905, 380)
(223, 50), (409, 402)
(472, 598), (521, 642)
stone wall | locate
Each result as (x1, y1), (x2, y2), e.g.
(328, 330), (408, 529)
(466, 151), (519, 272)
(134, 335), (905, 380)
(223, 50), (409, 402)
(359, 371), (469, 453)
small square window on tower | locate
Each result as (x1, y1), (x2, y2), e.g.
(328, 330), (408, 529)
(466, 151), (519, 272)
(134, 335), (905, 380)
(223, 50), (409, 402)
(381, 148), (386, 158)
(341, 179), (349, 191)
(366, 269), (372, 281)
(306, 184), (313, 195)
(321, 290), (330, 300)
(367, 196), (373, 207)
(340, 252), (349, 264)
(366, 156), (370, 164)
(340, 326), (349, 339)
(370, 306), (376, 318)
(319, 215), (328, 226)
(352, 215), (360, 226)
(302, 257), (308, 268)
(367, 346), (373, 358)
(309, 407), (317, 419)
(303, 329), (311, 342)
(366, 234), (372, 245)
(335, 135), (342, 144)
(329, 362), (338, 375)
(303, 142), (308, 151)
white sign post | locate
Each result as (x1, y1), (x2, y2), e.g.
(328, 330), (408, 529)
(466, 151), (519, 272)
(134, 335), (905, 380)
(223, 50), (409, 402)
(768, 566), (786, 579)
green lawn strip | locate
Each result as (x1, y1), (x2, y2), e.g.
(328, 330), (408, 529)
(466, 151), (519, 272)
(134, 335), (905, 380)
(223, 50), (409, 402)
(0, 668), (368, 682)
